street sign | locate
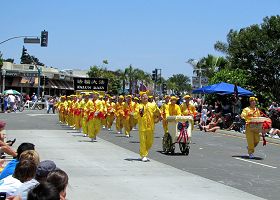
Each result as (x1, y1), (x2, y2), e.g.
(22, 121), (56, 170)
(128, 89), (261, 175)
(192, 76), (208, 89)
(24, 38), (40, 44)
(73, 77), (109, 91)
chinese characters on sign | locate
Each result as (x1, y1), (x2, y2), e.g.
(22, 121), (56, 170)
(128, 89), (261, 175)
(73, 78), (108, 91)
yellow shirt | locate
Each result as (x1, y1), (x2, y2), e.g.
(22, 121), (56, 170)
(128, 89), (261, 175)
(241, 107), (261, 124)
(160, 102), (170, 119)
(134, 102), (161, 132)
(180, 103), (196, 116)
(167, 104), (181, 116)
(115, 102), (125, 117)
(123, 101), (136, 118)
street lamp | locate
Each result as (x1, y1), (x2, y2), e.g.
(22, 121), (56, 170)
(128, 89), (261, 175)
(2, 69), (6, 93)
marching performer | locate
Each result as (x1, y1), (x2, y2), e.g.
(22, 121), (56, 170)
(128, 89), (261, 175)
(241, 97), (263, 159)
(180, 95), (196, 137)
(160, 95), (170, 134)
(132, 97), (139, 130)
(115, 95), (125, 134)
(100, 95), (107, 129)
(123, 95), (135, 137)
(134, 92), (161, 162)
(81, 93), (91, 137)
(57, 96), (66, 123)
(86, 92), (105, 142)
(167, 96), (181, 116)
(106, 96), (116, 131)
(74, 95), (82, 131)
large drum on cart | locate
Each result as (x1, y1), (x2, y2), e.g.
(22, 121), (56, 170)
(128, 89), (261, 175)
(248, 117), (272, 133)
(162, 115), (193, 155)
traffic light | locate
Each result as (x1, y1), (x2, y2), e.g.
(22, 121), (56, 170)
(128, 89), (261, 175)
(152, 69), (157, 81)
(162, 83), (167, 94)
(41, 30), (48, 47)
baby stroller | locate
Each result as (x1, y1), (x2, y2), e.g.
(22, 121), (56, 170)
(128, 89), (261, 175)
(162, 116), (193, 155)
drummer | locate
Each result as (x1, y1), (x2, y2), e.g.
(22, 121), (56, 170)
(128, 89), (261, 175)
(241, 97), (261, 159)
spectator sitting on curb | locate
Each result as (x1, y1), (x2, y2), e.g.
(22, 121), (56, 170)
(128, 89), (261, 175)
(0, 121), (17, 160)
(0, 143), (35, 180)
(268, 128), (280, 139)
(0, 159), (37, 197)
(27, 182), (60, 200)
(35, 160), (59, 184)
(199, 113), (223, 132)
(47, 169), (69, 200)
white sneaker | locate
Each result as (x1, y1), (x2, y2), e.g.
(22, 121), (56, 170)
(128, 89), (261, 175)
(102, 125), (106, 129)
(249, 153), (255, 159)
(91, 138), (97, 142)
(83, 134), (87, 137)
(117, 131), (121, 134)
(132, 127), (137, 131)
(142, 157), (149, 162)
(126, 135), (130, 138)
(107, 128), (111, 131)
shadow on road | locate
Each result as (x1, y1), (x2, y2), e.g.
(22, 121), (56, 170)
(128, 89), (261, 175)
(124, 158), (142, 162)
(232, 155), (263, 160)
(78, 140), (97, 143)
(156, 150), (187, 157)
(129, 141), (140, 144)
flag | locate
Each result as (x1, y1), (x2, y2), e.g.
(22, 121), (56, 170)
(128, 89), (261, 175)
(139, 82), (147, 92)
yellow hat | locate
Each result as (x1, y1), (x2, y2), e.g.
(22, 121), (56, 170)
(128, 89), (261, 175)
(148, 95), (154, 99)
(139, 91), (147, 96)
(119, 95), (124, 99)
(99, 95), (104, 98)
(164, 95), (170, 99)
(93, 91), (99, 95)
(170, 96), (178, 101)
(126, 95), (132, 98)
(183, 95), (191, 99)
(249, 96), (258, 102)
(84, 92), (91, 96)
(134, 97), (139, 100)
(61, 96), (66, 99)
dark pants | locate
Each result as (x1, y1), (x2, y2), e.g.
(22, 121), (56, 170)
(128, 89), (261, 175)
(47, 105), (55, 114)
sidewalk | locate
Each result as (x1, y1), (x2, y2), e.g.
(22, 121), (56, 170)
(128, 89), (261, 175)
(7, 129), (265, 200)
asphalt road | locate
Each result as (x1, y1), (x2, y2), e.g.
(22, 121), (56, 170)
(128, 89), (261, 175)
(1, 110), (280, 200)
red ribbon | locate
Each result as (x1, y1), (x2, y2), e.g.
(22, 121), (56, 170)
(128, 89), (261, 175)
(177, 123), (189, 144)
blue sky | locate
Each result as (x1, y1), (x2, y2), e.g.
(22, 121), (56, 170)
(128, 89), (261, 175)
(1, 0), (279, 78)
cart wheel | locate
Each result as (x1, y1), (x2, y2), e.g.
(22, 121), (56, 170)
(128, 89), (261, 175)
(170, 144), (175, 155)
(179, 143), (190, 155)
(162, 133), (172, 154)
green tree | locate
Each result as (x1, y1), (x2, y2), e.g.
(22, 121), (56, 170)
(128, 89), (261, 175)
(167, 74), (191, 94)
(214, 15), (280, 100)
(187, 55), (229, 79)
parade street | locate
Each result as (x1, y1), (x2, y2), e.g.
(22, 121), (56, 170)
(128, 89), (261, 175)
(1, 110), (280, 200)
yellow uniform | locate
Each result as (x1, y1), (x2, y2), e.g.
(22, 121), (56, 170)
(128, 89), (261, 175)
(86, 99), (104, 139)
(74, 100), (82, 130)
(101, 99), (107, 128)
(167, 104), (181, 116)
(160, 102), (170, 134)
(132, 101), (139, 128)
(106, 101), (115, 130)
(81, 99), (89, 135)
(123, 101), (135, 136)
(115, 102), (125, 133)
(180, 103), (196, 117)
(134, 102), (161, 158)
(241, 107), (261, 155)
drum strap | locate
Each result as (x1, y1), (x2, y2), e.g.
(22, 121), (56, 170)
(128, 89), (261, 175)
(177, 126), (189, 143)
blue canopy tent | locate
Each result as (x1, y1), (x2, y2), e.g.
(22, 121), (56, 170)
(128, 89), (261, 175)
(192, 82), (253, 96)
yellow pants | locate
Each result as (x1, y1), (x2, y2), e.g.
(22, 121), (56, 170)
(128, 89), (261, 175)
(124, 116), (134, 136)
(74, 115), (81, 130)
(106, 114), (115, 129)
(245, 126), (260, 154)
(133, 118), (138, 128)
(139, 130), (154, 158)
(88, 118), (101, 139)
(116, 116), (124, 132)
(82, 117), (88, 135)
(102, 118), (106, 127)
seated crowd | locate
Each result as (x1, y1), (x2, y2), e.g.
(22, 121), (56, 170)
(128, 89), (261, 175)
(0, 120), (69, 200)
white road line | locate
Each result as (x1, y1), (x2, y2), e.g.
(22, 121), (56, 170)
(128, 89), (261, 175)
(234, 157), (277, 169)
